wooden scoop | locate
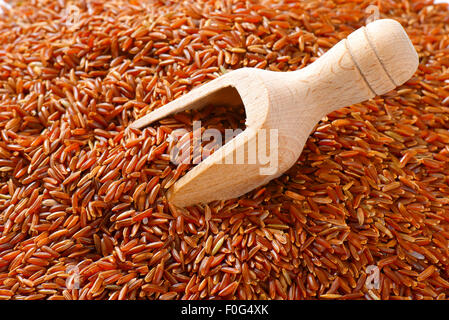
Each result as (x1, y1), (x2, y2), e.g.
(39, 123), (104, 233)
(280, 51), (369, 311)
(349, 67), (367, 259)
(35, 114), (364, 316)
(131, 19), (419, 207)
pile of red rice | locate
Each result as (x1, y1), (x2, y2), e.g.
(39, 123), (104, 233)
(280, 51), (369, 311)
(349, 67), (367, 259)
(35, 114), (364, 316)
(0, 0), (449, 300)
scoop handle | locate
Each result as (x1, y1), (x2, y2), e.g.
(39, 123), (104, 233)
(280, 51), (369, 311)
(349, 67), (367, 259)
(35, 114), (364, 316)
(289, 19), (419, 114)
